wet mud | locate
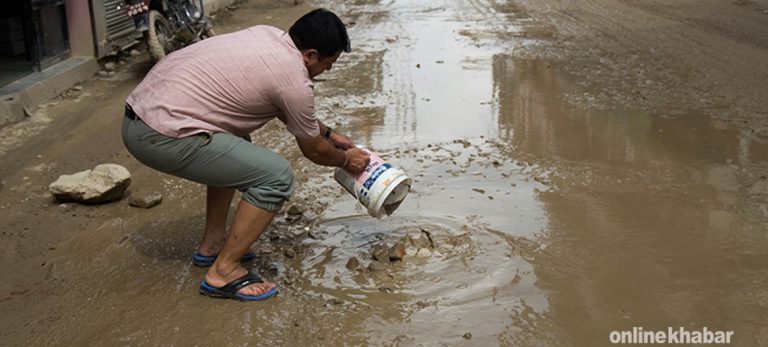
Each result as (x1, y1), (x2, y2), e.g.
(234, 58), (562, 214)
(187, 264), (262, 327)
(1, 0), (767, 346)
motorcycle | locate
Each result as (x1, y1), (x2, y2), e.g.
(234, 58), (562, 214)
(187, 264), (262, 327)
(119, 0), (215, 62)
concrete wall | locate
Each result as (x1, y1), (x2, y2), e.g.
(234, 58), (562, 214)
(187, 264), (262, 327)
(0, 1), (99, 127)
(65, 0), (95, 57)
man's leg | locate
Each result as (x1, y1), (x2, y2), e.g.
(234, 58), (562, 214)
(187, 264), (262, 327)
(197, 186), (235, 256)
(204, 199), (277, 295)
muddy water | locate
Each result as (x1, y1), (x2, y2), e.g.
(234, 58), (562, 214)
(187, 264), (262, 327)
(2, 0), (768, 346)
(310, 0), (768, 345)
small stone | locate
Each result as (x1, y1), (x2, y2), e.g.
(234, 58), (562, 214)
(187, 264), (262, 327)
(416, 248), (432, 258)
(128, 191), (162, 208)
(286, 204), (304, 216)
(129, 49), (141, 56)
(372, 244), (390, 262)
(404, 232), (431, 249)
(98, 71), (110, 77)
(284, 249), (296, 259)
(472, 188), (486, 194)
(388, 242), (406, 261)
(288, 228), (305, 237)
(416, 300), (431, 308)
(58, 203), (75, 213)
(462, 332), (472, 339)
(104, 62), (116, 71)
(72, 85), (83, 91)
(346, 257), (360, 270)
(368, 261), (387, 272)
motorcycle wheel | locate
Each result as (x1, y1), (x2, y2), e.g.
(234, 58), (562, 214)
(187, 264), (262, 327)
(145, 10), (175, 62)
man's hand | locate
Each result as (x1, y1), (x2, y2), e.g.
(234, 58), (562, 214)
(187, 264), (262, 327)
(330, 131), (354, 150)
(343, 147), (370, 175)
(295, 133), (369, 173)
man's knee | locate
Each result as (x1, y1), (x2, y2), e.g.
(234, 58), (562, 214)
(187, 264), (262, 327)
(241, 165), (294, 212)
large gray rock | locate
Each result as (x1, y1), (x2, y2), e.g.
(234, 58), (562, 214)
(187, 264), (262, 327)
(49, 164), (131, 203)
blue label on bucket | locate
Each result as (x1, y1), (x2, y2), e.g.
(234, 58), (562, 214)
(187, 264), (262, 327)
(363, 163), (392, 190)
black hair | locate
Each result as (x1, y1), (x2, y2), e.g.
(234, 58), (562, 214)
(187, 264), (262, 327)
(289, 8), (351, 59)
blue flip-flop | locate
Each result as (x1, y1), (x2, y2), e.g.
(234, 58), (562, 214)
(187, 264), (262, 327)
(192, 251), (257, 267)
(199, 273), (278, 301)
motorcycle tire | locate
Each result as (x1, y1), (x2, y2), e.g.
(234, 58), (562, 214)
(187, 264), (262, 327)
(145, 10), (175, 62)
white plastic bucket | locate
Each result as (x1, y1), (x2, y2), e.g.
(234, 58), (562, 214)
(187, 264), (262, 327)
(334, 148), (412, 218)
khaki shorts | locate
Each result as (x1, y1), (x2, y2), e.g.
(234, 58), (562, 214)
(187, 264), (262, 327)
(121, 106), (294, 212)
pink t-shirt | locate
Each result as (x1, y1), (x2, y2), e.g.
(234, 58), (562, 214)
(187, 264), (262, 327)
(126, 25), (319, 139)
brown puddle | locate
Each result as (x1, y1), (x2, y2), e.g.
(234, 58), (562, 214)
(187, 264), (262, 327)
(313, 1), (768, 345)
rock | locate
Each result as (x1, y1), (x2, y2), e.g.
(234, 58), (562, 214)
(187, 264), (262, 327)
(346, 257), (360, 270)
(388, 242), (406, 261)
(404, 232), (431, 249)
(104, 62), (116, 71)
(287, 228), (305, 237)
(97, 70), (110, 77)
(453, 139), (471, 148)
(49, 164), (131, 203)
(416, 300), (431, 308)
(416, 248), (432, 258)
(286, 204), (304, 216)
(128, 191), (162, 208)
(284, 248), (296, 259)
(372, 243), (390, 262)
(462, 332), (472, 339)
(58, 203), (75, 213)
(368, 261), (387, 272)
(72, 85), (83, 91)
(129, 49), (141, 56)
(285, 204), (304, 224)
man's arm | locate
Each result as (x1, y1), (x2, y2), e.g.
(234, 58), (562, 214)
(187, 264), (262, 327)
(295, 134), (370, 174)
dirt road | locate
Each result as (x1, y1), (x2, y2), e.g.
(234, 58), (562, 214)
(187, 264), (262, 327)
(1, 0), (767, 346)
